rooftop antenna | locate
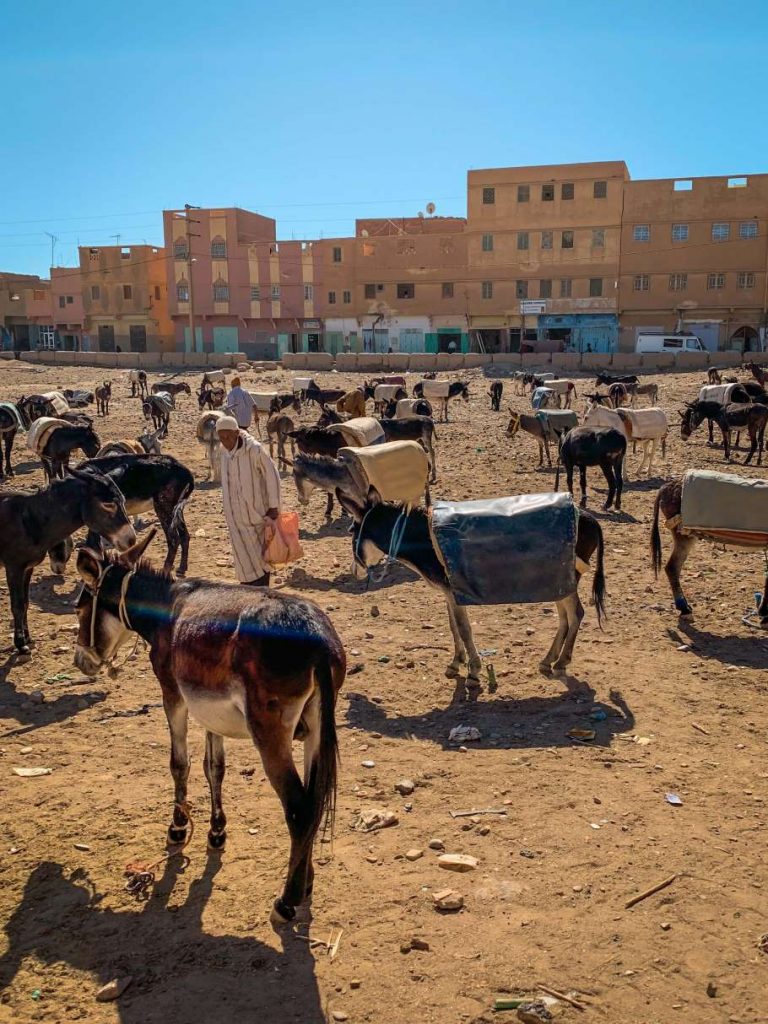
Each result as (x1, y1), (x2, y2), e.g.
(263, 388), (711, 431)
(44, 232), (58, 268)
(110, 234), (121, 246)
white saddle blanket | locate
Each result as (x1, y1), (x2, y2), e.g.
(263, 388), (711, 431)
(396, 399), (425, 420)
(27, 417), (71, 454)
(698, 383), (741, 405)
(374, 384), (404, 403)
(293, 376), (315, 393)
(326, 417), (384, 447)
(340, 440), (429, 506)
(41, 391), (69, 416)
(249, 391), (278, 412)
(681, 469), (768, 540)
(421, 379), (450, 399)
(620, 407), (667, 439)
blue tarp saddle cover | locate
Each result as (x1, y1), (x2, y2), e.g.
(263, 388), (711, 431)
(429, 493), (578, 606)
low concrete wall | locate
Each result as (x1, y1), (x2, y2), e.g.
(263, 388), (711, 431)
(674, 352), (710, 370)
(335, 353), (358, 371)
(385, 354), (410, 372)
(408, 354), (438, 372)
(463, 353), (492, 368)
(355, 353), (385, 373)
(305, 353), (334, 371)
(491, 354), (521, 367)
(521, 352), (551, 368)
(580, 352), (611, 370)
(717, 351), (743, 367)
(435, 353), (465, 371)
(550, 352), (581, 371)
(744, 351), (768, 366)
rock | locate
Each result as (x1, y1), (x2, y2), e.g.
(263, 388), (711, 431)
(394, 778), (415, 796)
(353, 808), (399, 832)
(405, 848), (423, 861)
(428, 839), (445, 851)
(706, 981), (717, 998)
(409, 937), (430, 951)
(432, 888), (464, 912)
(29, 691), (45, 705)
(660, 921), (671, 931)
(438, 853), (478, 873)
(370, 605), (380, 617)
(400, 941), (412, 954)
(525, 628), (535, 636)
(478, 825), (491, 836)
(350, 979), (361, 989)
(448, 725), (482, 745)
(74, 843), (91, 852)
(516, 1001), (552, 1024)
(365, 631), (374, 639)
(95, 977), (133, 1002)
(361, 760), (375, 768)
(331, 1012), (349, 1022)
(12, 767), (53, 778)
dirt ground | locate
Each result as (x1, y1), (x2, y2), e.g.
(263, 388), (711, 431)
(0, 358), (767, 1024)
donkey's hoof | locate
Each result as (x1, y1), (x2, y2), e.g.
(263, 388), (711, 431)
(167, 825), (188, 846)
(538, 661), (553, 676)
(445, 664), (461, 679)
(15, 646), (31, 661)
(552, 660), (570, 674)
(207, 829), (227, 850)
(270, 898), (296, 926)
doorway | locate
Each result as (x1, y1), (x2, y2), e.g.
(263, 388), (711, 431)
(731, 325), (760, 352)
(129, 325), (147, 352)
(98, 325), (115, 352)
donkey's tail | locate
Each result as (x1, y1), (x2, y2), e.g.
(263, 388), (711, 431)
(591, 518), (607, 628)
(651, 488), (663, 577)
(307, 649), (340, 848)
(170, 481), (194, 545)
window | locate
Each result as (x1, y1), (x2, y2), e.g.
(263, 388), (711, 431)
(516, 280), (528, 299)
(38, 326), (56, 349)
(669, 273), (688, 291)
(539, 279), (552, 299)
(482, 233), (494, 252)
(211, 239), (227, 259)
(592, 229), (605, 248)
(728, 177), (748, 188)
(213, 282), (229, 301)
(561, 182), (574, 200)
(517, 184), (529, 203)
(122, 285), (132, 300)
(304, 283), (313, 301)
(707, 273), (725, 290)
(740, 221), (758, 239)
(332, 246), (342, 263)
(328, 291), (336, 304)
(541, 230), (553, 250)
(633, 224), (650, 242)
(738, 272), (755, 289)
(173, 241), (187, 260)
(561, 230), (574, 249)
(482, 187), (495, 204)
(672, 223), (689, 242)
(593, 180), (607, 198)
(250, 285), (260, 300)
(91, 285), (100, 300)
(154, 286), (161, 300)
(517, 231), (529, 251)
(397, 282), (415, 299)
(712, 222), (730, 241)
(481, 281), (493, 300)
(271, 284), (280, 300)
(560, 278), (572, 298)
(542, 183), (555, 201)
(362, 243), (375, 257)
(120, 247), (131, 260)
(633, 274), (650, 291)
(364, 283), (376, 299)
(58, 296), (66, 308)
(66, 295), (73, 304)
(343, 290), (351, 304)
(442, 282), (454, 298)
(177, 282), (189, 302)
(674, 179), (693, 191)
(589, 278), (603, 297)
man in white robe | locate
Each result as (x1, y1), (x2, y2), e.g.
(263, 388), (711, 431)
(217, 416), (282, 586)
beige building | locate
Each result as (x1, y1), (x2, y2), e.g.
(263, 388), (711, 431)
(618, 173), (768, 352)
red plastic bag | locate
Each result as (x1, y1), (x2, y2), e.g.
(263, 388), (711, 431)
(262, 511), (303, 567)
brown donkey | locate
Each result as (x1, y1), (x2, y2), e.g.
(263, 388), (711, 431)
(73, 531), (346, 924)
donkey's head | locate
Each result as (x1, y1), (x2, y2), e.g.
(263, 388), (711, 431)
(81, 427), (102, 459)
(336, 489), (389, 579)
(68, 467), (136, 552)
(679, 404), (700, 440)
(138, 427), (163, 455)
(73, 529), (155, 677)
(506, 407), (521, 437)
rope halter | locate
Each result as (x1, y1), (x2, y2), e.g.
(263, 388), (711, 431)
(83, 562), (137, 656)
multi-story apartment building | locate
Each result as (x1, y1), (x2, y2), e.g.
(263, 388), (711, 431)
(0, 272), (52, 352)
(618, 173), (768, 352)
(50, 267), (84, 350)
(465, 161), (628, 353)
(79, 244), (173, 353)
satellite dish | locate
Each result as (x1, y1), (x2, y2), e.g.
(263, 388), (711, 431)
(361, 229), (369, 237)
(417, 211), (425, 219)
(426, 202), (436, 215)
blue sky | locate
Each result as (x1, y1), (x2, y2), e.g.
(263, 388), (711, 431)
(3, 0), (766, 277)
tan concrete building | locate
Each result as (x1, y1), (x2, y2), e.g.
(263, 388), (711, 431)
(0, 273), (52, 352)
(80, 244), (173, 353)
(618, 173), (768, 352)
(465, 161), (628, 352)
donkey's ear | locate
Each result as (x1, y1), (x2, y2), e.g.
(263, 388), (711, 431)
(367, 486), (383, 508)
(119, 528), (157, 566)
(336, 488), (364, 522)
(677, 409), (684, 418)
(77, 547), (103, 588)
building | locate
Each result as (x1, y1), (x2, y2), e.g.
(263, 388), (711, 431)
(465, 161), (628, 353)
(618, 173), (768, 353)
(50, 267), (85, 351)
(0, 272), (52, 352)
(79, 244), (173, 353)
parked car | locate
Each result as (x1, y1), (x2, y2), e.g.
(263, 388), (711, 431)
(635, 333), (705, 353)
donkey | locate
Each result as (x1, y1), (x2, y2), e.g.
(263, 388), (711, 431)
(96, 427), (163, 459)
(381, 397), (433, 420)
(292, 452), (363, 517)
(73, 530), (345, 924)
(288, 426), (345, 459)
(506, 409), (578, 467)
(626, 382), (660, 406)
(651, 478), (768, 626)
(312, 407), (438, 481)
(0, 403), (24, 479)
(304, 384), (347, 408)
(744, 361), (766, 387)
(79, 454), (194, 575)
(336, 389), (366, 418)
(196, 411), (225, 483)
(197, 383), (225, 411)
(266, 413), (297, 470)
(269, 393), (302, 415)
(129, 370), (149, 398)
(609, 383), (630, 409)
(680, 401), (768, 464)
(95, 382), (112, 417)
(16, 394), (61, 425)
(62, 389), (94, 408)
(595, 371), (639, 387)
(152, 381), (192, 400)
(0, 469), (135, 655)
(338, 491), (606, 683)
(35, 423), (102, 481)
(556, 426), (626, 510)
(143, 394), (173, 437)
(412, 380), (469, 422)
(488, 381), (503, 411)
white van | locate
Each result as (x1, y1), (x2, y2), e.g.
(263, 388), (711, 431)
(635, 333), (705, 353)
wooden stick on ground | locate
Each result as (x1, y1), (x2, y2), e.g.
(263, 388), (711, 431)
(625, 873), (678, 910)
(449, 808), (508, 819)
(536, 984), (587, 1011)
(691, 722), (710, 736)
(329, 928), (343, 960)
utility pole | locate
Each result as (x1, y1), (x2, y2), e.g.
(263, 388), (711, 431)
(44, 232), (58, 268)
(184, 204), (201, 353)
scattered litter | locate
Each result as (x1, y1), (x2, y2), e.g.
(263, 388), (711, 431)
(566, 728), (595, 742)
(634, 736), (652, 746)
(516, 1000), (553, 1023)
(758, 933), (768, 955)
(74, 843), (91, 852)
(448, 725), (482, 745)
(492, 997), (528, 1011)
(95, 977), (133, 1002)
(353, 808), (399, 832)
(438, 853), (478, 873)
(361, 760), (375, 768)
(98, 703), (162, 722)
(665, 792), (684, 807)
(450, 807), (507, 819)
(347, 663), (364, 676)
(12, 767), (52, 778)
(536, 984), (587, 1011)
(691, 722), (710, 736)
(45, 672), (72, 683)
(478, 648), (497, 657)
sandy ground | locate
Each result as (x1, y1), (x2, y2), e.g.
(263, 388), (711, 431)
(0, 359), (767, 1024)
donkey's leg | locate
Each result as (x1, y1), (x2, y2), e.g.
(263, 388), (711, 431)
(758, 571), (768, 627)
(324, 490), (334, 516)
(450, 600), (482, 688)
(163, 693), (191, 843)
(664, 531), (697, 618)
(300, 691), (323, 899)
(6, 567), (30, 656)
(444, 600), (467, 677)
(539, 601), (569, 675)
(203, 731), (227, 849)
(744, 426), (758, 465)
(21, 567), (34, 646)
(598, 459), (614, 510)
(579, 464), (589, 506)
(552, 592), (585, 672)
